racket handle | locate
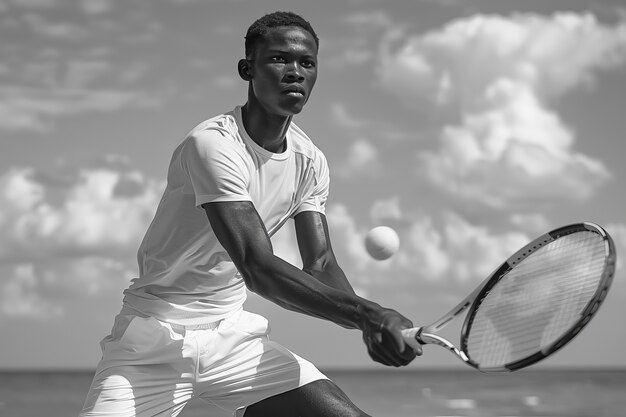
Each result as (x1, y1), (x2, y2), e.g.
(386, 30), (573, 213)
(401, 327), (424, 352)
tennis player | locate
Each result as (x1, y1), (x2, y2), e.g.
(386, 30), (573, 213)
(80, 11), (418, 417)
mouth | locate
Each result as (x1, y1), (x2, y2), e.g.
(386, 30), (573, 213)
(282, 85), (306, 98)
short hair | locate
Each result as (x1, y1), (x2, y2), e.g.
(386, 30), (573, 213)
(244, 11), (319, 58)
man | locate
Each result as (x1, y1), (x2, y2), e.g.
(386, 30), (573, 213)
(80, 11), (419, 417)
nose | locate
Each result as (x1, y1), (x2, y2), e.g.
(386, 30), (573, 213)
(284, 62), (305, 82)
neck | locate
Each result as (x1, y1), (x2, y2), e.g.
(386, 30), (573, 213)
(241, 102), (291, 153)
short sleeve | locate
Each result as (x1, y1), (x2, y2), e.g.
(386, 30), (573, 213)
(293, 152), (330, 216)
(181, 129), (252, 207)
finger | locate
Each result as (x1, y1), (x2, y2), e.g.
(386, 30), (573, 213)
(382, 331), (419, 365)
(400, 327), (423, 356)
(376, 334), (409, 367)
(367, 335), (403, 367)
(368, 348), (391, 366)
(397, 353), (415, 366)
(387, 326), (409, 354)
(380, 322), (420, 360)
(366, 338), (396, 366)
(394, 342), (418, 365)
(404, 338), (423, 356)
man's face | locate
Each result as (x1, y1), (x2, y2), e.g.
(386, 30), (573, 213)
(248, 26), (318, 116)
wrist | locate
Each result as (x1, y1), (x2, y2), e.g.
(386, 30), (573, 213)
(354, 298), (381, 330)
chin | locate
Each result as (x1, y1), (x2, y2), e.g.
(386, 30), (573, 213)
(283, 102), (306, 115)
(277, 97), (308, 115)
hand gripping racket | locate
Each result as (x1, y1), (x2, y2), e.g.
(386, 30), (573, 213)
(401, 222), (616, 373)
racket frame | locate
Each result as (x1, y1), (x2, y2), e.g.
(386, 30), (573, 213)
(413, 222), (616, 373)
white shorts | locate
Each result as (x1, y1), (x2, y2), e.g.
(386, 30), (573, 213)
(79, 308), (328, 417)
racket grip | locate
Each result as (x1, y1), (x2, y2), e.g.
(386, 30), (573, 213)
(401, 327), (424, 352)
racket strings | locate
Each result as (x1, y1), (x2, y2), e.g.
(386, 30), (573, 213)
(466, 231), (607, 369)
(479, 248), (603, 364)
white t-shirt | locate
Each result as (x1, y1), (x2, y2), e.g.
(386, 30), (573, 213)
(123, 106), (330, 325)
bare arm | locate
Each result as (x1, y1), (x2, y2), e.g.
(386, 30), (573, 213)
(203, 201), (367, 328)
(294, 210), (355, 295)
(203, 201), (419, 366)
(293, 210), (421, 361)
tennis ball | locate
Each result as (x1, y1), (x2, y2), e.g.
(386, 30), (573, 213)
(365, 226), (400, 260)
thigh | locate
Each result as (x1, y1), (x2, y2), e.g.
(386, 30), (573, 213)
(243, 379), (371, 417)
(196, 311), (329, 414)
(80, 365), (194, 417)
(80, 314), (195, 417)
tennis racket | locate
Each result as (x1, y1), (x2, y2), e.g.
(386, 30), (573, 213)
(401, 222), (616, 373)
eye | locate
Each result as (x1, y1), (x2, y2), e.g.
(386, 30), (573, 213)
(270, 56), (286, 63)
(301, 59), (316, 69)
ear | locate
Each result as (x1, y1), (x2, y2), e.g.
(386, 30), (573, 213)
(238, 59), (252, 81)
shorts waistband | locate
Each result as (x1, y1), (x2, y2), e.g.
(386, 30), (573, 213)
(170, 320), (222, 331)
(119, 303), (228, 331)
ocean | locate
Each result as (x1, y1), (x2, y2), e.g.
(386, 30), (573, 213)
(1, 368), (625, 417)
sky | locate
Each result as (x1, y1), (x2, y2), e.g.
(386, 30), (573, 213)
(1, 0), (626, 371)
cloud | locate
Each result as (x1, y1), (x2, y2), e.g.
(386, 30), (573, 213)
(0, 86), (156, 131)
(334, 139), (382, 179)
(606, 222), (626, 283)
(0, 3), (165, 132)
(396, 212), (530, 285)
(0, 165), (163, 318)
(0, 166), (163, 259)
(418, 79), (611, 208)
(330, 102), (369, 129)
(325, 11), (396, 69)
(81, 0), (114, 15)
(8, 0), (60, 9)
(508, 212), (551, 234)
(370, 196), (403, 223)
(0, 257), (133, 320)
(0, 264), (62, 320)
(377, 12), (626, 209)
(344, 10), (394, 30)
(21, 12), (90, 39)
(210, 74), (239, 90)
(379, 12), (626, 105)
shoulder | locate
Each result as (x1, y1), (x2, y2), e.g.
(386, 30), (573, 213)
(182, 111), (247, 155)
(176, 111), (252, 175)
(289, 122), (330, 187)
(289, 122), (327, 165)
(186, 111), (240, 144)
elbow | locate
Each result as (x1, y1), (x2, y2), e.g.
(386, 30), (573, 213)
(241, 273), (264, 296)
(236, 251), (275, 296)
(303, 252), (337, 276)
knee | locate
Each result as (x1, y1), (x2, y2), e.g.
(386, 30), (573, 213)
(244, 379), (371, 417)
